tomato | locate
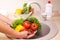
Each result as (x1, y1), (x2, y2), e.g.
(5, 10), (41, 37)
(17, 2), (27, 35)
(31, 31), (34, 34)
(31, 23), (38, 31)
(22, 28), (27, 31)
(23, 20), (31, 29)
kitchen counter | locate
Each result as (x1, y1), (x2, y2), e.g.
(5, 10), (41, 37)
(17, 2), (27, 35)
(50, 13), (60, 40)
(0, 13), (60, 40)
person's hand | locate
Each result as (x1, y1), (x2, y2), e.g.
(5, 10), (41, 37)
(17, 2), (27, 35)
(27, 32), (35, 38)
(0, 14), (13, 26)
(27, 34), (35, 38)
(9, 20), (13, 26)
(17, 31), (35, 39)
(18, 31), (29, 38)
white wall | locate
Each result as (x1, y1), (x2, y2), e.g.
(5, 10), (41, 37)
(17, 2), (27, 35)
(0, 0), (60, 14)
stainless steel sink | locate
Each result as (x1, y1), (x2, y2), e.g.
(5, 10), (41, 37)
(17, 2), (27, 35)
(30, 23), (50, 39)
(10, 21), (58, 40)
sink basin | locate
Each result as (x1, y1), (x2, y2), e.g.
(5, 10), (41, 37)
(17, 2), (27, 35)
(9, 21), (58, 40)
(30, 23), (50, 39)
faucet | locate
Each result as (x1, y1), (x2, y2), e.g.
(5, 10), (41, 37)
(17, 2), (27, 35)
(26, 1), (41, 17)
(27, 2), (47, 21)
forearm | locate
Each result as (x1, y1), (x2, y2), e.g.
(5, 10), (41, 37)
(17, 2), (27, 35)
(0, 20), (20, 38)
(0, 14), (12, 26)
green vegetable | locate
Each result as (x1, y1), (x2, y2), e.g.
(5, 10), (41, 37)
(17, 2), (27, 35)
(26, 17), (42, 30)
(23, 3), (32, 14)
(23, 3), (27, 13)
(28, 5), (31, 10)
(12, 18), (24, 29)
(23, 7), (27, 13)
(23, 3), (27, 7)
(26, 5), (31, 14)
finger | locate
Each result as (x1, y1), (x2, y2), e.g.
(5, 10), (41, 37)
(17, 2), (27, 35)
(19, 31), (28, 39)
(24, 34), (29, 38)
(22, 31), (28, 33)
(27, 34), (35, 38)
(23, 36), (27, 39)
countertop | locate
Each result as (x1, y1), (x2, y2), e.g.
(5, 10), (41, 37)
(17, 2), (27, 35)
(50, 13), (60, 40)
(0, 13), (60, 40)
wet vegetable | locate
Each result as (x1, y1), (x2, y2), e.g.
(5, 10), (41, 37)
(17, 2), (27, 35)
(31, 23), (38, 31)
(15, 25), (24, 32)
(26, 17), (42, 30)
(12, 17), (42, 34)
(23, 20), (31, 29)
(12, 18), (24, 29)
(23, 3), (32, 14)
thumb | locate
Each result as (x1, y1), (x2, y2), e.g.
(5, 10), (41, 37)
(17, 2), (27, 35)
(27, 34), (35, 38)
(22, 31), (28, 34)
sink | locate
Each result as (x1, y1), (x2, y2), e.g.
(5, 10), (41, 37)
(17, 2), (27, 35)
(9, 21), (58, 40)
(30, 23), (50, 39)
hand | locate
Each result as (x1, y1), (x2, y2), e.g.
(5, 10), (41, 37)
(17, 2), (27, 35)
(8, 20), (13, 26)
(27, 33), (35, 38)
(0, 14), (13, 26)
(18, 31), (29, 38)
(19, 31), (35, 39)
